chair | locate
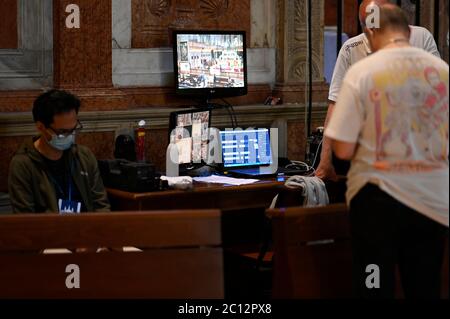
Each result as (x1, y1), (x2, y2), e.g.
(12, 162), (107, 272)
(268, 204), (449, 299)
(267, 203), (353, 298)
(0, 210), (223, 299)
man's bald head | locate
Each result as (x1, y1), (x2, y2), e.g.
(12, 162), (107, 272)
(359, 0), (390, 26)
(364, 3), (411, 52)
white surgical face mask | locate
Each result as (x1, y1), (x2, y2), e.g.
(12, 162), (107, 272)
(48, 134), (75, 151)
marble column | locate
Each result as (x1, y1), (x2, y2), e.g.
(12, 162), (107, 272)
(53, 0), (129, 110)
(0, 0), (18, 49)
(273, 0), (329, 104)
(53, 0), (112, 88)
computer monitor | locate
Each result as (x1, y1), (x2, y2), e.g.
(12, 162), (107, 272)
(220, 129), (272, 169)
(169, 108), (211, 166)
(173, 30), (248, 100)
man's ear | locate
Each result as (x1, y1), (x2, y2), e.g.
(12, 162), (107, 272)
(365, 27), (375, 39)
(35, 121), (46, 133)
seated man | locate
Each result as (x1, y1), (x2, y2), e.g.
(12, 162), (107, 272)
(8, 89), (110, 214)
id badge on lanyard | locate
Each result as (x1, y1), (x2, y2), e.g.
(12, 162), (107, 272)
(57, 163), (82, 214)
(58, 199), (81, 214)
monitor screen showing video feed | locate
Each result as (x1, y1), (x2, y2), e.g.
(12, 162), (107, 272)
(169, 109), (211, 165)
(174, 31), (247, 96)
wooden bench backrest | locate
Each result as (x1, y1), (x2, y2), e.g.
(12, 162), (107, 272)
(0, 210), (223, 299)
(267, 203), (352, 299)
(268, 204), (449, 299)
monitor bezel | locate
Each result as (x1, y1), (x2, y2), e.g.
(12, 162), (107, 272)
(220, 128), (273, 170)
(172, 30), (248, 100)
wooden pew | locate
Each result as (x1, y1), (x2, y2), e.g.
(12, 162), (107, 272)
(0, 210), (223, 299)
(268, 204), (353, 299)
(268, 204), (449, 299)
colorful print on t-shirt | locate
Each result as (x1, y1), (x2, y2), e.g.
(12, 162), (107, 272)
(369, 57), (448, 172)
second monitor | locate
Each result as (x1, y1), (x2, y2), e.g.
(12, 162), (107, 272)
(169, 108), (211, 168)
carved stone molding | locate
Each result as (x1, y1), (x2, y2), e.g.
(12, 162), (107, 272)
(0, 0), (53, 90)
(0, 84), (272, 112)
(274, 0), (328, 103)
(0, 102), (328, 137)
(277, 0), (324, 84)
(131, 0), (251, 48)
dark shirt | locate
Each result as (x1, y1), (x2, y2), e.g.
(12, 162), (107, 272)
(43, 152), (87, 212)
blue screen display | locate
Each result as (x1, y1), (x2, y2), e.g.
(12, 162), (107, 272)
(220, 129), (272, 168)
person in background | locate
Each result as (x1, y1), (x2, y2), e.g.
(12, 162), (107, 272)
(325, 3), (448, 298)
(8, 89), (110, 214)
(316, 0), (441, 181)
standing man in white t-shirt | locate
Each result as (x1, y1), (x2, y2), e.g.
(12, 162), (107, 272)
(316, 0), (441, 181)
(325, 3), (448, 298)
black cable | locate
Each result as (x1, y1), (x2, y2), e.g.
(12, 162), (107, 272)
(337, 0), (343, 57)
(357, 0), (363, 35)
(224, 105), (236, 129)
(307, 0), (313, 139)
(415, 0), (421, 26)
(434, 0), (440, 44)
(221, 98), (239, 128)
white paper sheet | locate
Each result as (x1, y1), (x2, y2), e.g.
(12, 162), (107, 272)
(193, 175), (259, 186)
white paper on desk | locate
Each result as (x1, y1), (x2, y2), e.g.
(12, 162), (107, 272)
(42, 247), (143, 254)
(42, 248), (72, 254)
(193, 175), (259, 186)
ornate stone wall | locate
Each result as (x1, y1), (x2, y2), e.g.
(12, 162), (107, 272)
(0, 0), (53, 90)
(273, 0), (328, 103)
(131, 0), (251, 48)
(53, 0), (113, 88)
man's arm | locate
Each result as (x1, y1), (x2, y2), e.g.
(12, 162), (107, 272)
(422, 27), (441, 58)
(85, 149), (111, 212)
(316, 42), (351, 181)
(315, 101), (338, 181)
(324, 77), (363, 164)
(332, 140), (357, 161)
(8, 157), (35, 213)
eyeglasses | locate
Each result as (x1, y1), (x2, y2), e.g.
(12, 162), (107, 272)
(48, 120), (83, 137)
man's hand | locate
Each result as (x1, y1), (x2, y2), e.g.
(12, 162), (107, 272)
(316, 101), (338, 181)
(316, 159), (338, 181)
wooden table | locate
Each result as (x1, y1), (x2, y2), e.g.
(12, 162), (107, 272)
(106, 177), (347, 298)
(107, 178), (289, 212)
(107, 177), (306, 246)
(106, 177), (346, 245)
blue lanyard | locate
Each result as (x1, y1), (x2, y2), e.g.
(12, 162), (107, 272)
(68, 174), (72, 202)
(47, 160), (74, 201)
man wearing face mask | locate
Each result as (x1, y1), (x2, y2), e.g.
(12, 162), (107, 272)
(8, 89), (110, 214)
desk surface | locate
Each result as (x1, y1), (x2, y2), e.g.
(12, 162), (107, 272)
(107, 177), (346, 247)
(107, 177), (290, 212)
(106, 176), (346, 210)
(107, 177), (301, 247)
(107, 178), (286, 200)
